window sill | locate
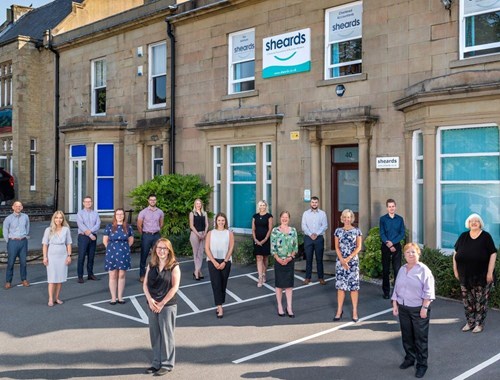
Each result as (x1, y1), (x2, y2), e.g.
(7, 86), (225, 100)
(221, 90), (259, 101)
(316, 73), (367, 87)
(146, 106), (167, 112)
(450, 54), (500, 68)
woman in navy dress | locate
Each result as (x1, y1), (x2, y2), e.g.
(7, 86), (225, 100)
(252, 200), (273, 287)
(103, 208), (134, 305)
(333, 209), (362, 322)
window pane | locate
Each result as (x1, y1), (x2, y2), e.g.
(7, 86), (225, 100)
(442, 156), (499, 180)
(231, 146), (256, 163)
(416, 160), (423, 180)
(71, 145), (86, 158)
(337, 170), (359, 211)
(417, 183), (424, 244)
(97, 178), (114, 211)
(95, 88), (106, 114)
(30, 154), (35, 187)
(97, 145), (114, 176)
(153, 75), (166, 104)
(233, 80), (255, 93)
(416, 133), (423, 156)
(465, 12), (500, 48)
(441, 184), (500, 248)
(266, 166), (272, 181)
(442, 127), (499, 154)
(266, 144), (272, 162)
(95, 60), (106, 87)
(331, 39), (362, 64)
(231, 183), (255, 228)
(333, 147), (359, 163)
(234, 61), (255, 80)
(231, 165), (256, 181)
(152, 43), (166, 76)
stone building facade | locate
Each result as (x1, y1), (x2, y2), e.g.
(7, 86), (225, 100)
(46, 0), (500, 250)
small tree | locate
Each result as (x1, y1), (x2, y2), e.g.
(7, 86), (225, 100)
(129, 174), (212, 237)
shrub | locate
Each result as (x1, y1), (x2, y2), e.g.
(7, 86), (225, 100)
(233, 236), (255, 265)
(359, 227), (383, 278)
(168, 229), (193, 257)
(129, 174), (212, 236)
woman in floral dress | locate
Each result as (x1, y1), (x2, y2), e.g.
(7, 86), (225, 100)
(333, 209), (362, 322)
(271, 211), (298, 318)
(103, 208), (134, 305)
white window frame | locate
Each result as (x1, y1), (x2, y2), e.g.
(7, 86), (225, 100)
(30, 138), (36, 191)
(226, 144), (256, 234)
(228, 28), (255, 95)
(91, 58), (106, 116)
(148, 41), (167, 109)
(459, 1), (500, 59)
(324, 1), (363, 80)
(436, 123), (500, 251)
(262, 142), (272, 212)
(151, 144), (164, 178)
(213, 146), (221, 216)
(412, 131), (423, 244)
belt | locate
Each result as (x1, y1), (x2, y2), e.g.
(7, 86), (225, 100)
(9, 237), (26, 240)
(143, 231), (160, 235)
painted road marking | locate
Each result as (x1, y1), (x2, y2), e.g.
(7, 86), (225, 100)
(451, 352), (500, 380)
(232, 308), (393, 364)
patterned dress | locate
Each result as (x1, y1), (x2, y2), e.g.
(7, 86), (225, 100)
(271, 226), (298, 288)
(334, 227), (362, 291)
(104, 224), (133, 271)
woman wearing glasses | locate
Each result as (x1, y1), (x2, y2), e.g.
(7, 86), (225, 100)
(143, 238), (181, 376)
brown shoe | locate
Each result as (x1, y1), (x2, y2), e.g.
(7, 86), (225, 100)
(77, 277), (84, 284)
(319, 279), (327, 285)
(87, 275), (100, 281)
(303, 278), (311, 285)
(139, 277), (145, 283)
(21, 280), (30, 287)
(4, 282), (11, 289)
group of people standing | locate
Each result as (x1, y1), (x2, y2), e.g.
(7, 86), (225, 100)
(2, 195), (497, 378)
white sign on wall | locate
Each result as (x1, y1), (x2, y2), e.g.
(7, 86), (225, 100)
(376, 156), (400, 169)
(262, 28), (311, 78)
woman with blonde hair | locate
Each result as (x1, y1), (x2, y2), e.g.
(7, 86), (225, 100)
(453, 213), (497, 333)
(42, 211), (72, 306)
(252, 200), (273, 287)
(143, 238), (181, 376)
(103, 208), (134, 305)
(189, 198), (209, 280)
(333, 209), (362, 322)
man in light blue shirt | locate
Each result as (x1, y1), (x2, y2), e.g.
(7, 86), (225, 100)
(3, 200), (30, 289)
(76, 196), (101, 283)
(301, 196), (328, 285)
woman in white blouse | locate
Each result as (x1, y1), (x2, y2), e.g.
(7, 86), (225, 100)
(205, 212), (234, 319)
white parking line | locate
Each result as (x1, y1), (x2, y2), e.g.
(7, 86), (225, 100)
(232, 308), (393, 364)
(177, 289), (200, 312)
(451, 352), (500, 380)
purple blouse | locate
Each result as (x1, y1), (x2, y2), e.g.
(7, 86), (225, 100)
(391, 262), (435, 307)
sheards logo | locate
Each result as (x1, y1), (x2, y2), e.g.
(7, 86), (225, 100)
(265, 32), (306, 51)
(234, 43), (255, 54)
(331, 18), (360, 32)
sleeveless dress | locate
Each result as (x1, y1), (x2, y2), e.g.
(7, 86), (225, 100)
(253, 213), (272, 256)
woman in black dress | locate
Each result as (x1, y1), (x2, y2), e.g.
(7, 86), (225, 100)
(453, 213), (497, 333)
(252, 200), (273, 287)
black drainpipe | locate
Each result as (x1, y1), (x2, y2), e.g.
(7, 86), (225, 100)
(44, 30), (60, 211)
(166, 20), (176, 174)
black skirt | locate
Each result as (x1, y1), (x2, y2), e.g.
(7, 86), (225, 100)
(274, 259), (294, 288)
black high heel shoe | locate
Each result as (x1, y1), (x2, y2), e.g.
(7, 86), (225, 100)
(278, 310), (286, 317)
(286, 308), (295, 318)
(192, 272), (200, 281)
(333, 311), (343, 321)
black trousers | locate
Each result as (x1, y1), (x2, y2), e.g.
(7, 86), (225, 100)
(208, 259), (231, 306)
(381, 242), (402, 295)
(398, 304), (430, 370)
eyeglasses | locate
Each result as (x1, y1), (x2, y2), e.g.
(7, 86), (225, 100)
(156, 247), (168, 252)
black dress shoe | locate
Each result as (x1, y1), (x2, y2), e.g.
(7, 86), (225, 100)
(286, 309), (295, 318)
(88, 275), (100, 281)
(117, 300), (126, 304)
(145, 366), (159, 374)
(333, 311), (343, 321)
(153, 367), (171, 376)
(399, 360), (415, 369)
(383, 294), (390, 299)
(109, 301), (117, 305)
(278, 311), (285, 317)
(78, 278), (84, 284)
(415, 367), (427, 378)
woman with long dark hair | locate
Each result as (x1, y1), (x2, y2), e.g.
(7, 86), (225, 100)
(205, 212), (234, 319)
(103, 208), (134, 305)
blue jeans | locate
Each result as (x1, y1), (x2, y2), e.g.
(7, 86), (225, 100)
(304, 235), (324, 280)
(140, 232), (160, 277)
(78, 234), (97, 278)
(6, 239), (28, 283)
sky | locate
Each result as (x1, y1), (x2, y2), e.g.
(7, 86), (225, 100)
(1, 0), (53, 25)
